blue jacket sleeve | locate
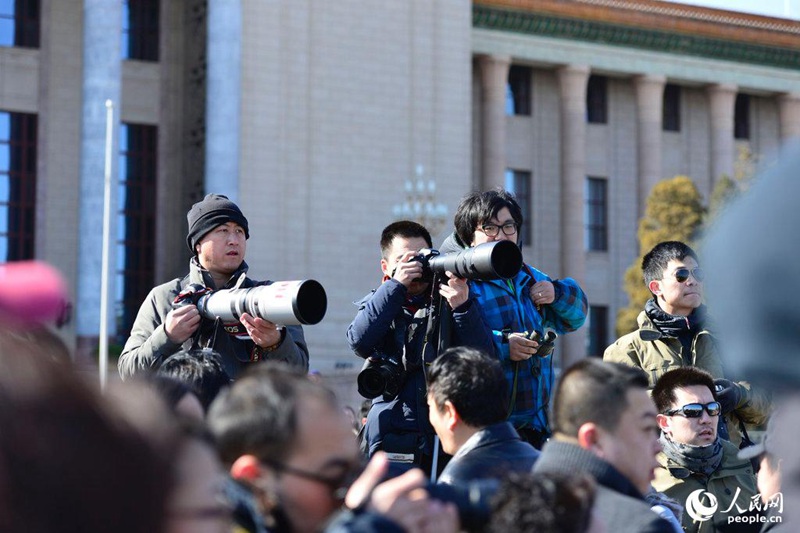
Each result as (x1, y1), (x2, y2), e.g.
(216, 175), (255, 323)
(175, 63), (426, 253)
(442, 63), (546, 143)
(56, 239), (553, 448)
(451, 299), (495, 356)
(346, 280), (407, 359)
(541, 277), (588, 334)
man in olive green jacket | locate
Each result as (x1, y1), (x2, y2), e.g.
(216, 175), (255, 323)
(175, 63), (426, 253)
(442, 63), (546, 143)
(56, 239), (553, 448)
(652, 367), (759, 533)
(604, 241), (769, 444)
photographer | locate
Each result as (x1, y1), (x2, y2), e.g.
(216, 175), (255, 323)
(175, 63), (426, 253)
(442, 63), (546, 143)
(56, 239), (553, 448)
(347, 221), (493, 475)
(446, 189), (588, 449)
(119, 194), (308, 380)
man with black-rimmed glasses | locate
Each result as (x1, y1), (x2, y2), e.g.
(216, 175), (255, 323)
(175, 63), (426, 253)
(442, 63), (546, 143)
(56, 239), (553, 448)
(652, 367), (760, 533)
(605, 240), (769, 446)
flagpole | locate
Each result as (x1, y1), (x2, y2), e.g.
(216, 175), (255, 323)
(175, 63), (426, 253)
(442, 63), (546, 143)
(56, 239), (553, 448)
(99, 99), (114, 390)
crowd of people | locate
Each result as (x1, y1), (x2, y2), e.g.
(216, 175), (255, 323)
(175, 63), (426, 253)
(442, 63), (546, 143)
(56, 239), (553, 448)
(2, 148), (799, 533)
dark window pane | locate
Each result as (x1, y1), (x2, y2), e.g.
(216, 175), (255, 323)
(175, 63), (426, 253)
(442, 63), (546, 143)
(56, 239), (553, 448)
(587, 306), (609, 357)
(663, 84), (680, 132)
(506, 66), (532, 116)
(734, 94), (750, 140)
(0, 111), (37, 261)
(0, 0), (39, 48)
(117, 123), (157, 341)
(123, 0), (159, 61)
(587, 75), (607, 124)
(505, 169), (531, 246)
(585, 177), (607, 251)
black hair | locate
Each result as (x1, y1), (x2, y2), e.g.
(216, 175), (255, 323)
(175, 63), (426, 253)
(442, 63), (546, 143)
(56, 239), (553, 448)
(380, 220), (432, 259)
(207, 362), (337, 466)
(427, 346), (507, 428)
(642, 241), (699, 287)
(453, 188), (524, 248)
(159, 348), (232, 412)
(552, 359), (649, 437)
(651, 367), (716, 414)
(144, 374), (196, 412)
(488, 471), (597, 533)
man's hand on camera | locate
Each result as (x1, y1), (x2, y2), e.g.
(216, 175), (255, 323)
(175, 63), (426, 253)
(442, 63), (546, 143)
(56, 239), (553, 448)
(392, 251), (425, 288)
(530, 280), (555, 306)
(439, 271), (468, 310)
(508, 333), (540, 361)
(165, 304), (201, 344)
(240, 313), (282, 349)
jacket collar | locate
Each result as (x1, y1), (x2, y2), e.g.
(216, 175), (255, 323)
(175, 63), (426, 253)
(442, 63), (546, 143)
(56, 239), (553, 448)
(189, 256), (249, 290)
(452, 422), (522, 461)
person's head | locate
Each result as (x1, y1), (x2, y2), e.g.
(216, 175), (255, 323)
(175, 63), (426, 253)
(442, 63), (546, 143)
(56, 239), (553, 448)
(488, 472), (604, 533)
(141, 374), (206, 421)
(159, 349), (232, 413)
(207, 363), (361, 533)
(426, 346), (508, 454)
(453, 189), (524, 248)
(653, 367), (719, 447)
(552, 359), (660, 495)
(0, 342), (174, 533)
(379, 220), (433, 296)
(642, 241), (702, 317)
(187, 194), (250, 279)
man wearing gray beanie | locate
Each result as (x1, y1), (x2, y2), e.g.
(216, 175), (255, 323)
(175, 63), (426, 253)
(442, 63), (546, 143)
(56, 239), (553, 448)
(118, 194), (309, 380)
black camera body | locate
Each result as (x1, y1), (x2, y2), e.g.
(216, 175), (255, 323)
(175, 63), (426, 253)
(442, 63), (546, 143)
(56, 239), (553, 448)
(357, 354), (405, 400)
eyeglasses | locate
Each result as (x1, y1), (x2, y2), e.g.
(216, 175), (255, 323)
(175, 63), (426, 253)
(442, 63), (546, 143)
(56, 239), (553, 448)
(262, 459), (361, 501)
(481, 222), (517, 237)
(673, 267), (705, 283)
(665, 401), (721, 418)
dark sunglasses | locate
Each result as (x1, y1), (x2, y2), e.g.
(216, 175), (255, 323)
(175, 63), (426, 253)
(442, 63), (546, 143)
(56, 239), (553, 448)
(261, 459), (362, 501)
(665, 401), (721, 418)
(673, 267), (704, 283)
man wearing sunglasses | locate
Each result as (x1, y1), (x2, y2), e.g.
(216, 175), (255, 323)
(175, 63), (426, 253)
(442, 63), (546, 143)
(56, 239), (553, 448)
(605, 241), (768, 446)
(652, 367), (759, 533)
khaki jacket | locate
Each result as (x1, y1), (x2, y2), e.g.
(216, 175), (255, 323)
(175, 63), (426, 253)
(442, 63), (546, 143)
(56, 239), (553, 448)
(653, 440), (758, 533)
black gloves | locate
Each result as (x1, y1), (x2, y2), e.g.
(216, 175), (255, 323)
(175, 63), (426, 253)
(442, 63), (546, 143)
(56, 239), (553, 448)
(714, 379), (742, 415)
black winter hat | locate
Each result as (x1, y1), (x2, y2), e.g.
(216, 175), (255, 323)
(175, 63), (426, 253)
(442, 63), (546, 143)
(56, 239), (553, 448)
(186, 194), (250, 253)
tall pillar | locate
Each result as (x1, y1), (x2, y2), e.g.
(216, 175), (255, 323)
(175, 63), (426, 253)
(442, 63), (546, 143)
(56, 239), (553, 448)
(707, 84), (737, 184)
(778, 93), (800, 145)
(477, 54), (510, 190)
(76, 0), (122, 358)
(633, 75), (665, 215)
(557, 65), (590, 368)
(206, 0), (241, 199)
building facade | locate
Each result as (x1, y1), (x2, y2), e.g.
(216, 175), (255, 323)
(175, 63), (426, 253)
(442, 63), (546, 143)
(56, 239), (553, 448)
(1, 1), (798, 389)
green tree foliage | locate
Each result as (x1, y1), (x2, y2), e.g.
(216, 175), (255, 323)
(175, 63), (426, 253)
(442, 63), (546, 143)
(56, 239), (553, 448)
(615, 176), (705, 337)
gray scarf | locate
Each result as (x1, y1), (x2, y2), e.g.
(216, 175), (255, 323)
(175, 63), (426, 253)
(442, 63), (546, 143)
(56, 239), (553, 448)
(660, 433), (723, 477)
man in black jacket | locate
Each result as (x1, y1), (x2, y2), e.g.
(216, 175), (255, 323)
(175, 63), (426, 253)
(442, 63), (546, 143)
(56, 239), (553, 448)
(533, 358), (674, 533)
(427, 346), (539, 485)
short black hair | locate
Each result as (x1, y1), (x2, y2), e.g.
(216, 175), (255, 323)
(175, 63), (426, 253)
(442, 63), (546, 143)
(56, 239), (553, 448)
(380, 221), (432, 259)
(453, 189), (524, 247)
(651, 367), (716, 414)
(159, 348), (231, 412)
(427, 346), (507, 428)
(552, 359), (649, 437)
(488, 471), (596, 533)
(642, 241), (699, 287)
(207, 362), (337, 466)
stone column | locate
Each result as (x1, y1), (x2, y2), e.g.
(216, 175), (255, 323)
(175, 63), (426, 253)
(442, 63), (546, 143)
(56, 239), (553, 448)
(206, 0), (241, 199)
(707, 84), (737, 184)
(557, 65), (590, 367)
(76, 0), (122, 358)
(633, 75), (665, 215)
(778, 93), (800, 145)
(477, 54), (510, 190)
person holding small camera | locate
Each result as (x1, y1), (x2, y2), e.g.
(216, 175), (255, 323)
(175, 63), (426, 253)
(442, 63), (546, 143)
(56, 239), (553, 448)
(444, 189), (588, 449)
(347, 221), (493, 475)
(119, 194), (308, 380)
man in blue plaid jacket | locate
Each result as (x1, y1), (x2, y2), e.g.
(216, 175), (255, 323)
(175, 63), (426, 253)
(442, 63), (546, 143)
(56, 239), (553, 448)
(445, 189), (588, 448)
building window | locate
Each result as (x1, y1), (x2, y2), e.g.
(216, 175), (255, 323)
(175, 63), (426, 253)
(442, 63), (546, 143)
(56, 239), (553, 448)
(122, 0), (159, 61)
(505, 169), (531, 246)
(663, 83), (680, 132)
(117, 123), (157, 340)
(587, 305), (609, 357)
(734, 94), (750, 140)
(0, 0), (40, 48)
(506, 66), (532, 116)
(586, 75), (607, 124)
(585, 177), (607, 251)
(0, 111), (37, 261)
